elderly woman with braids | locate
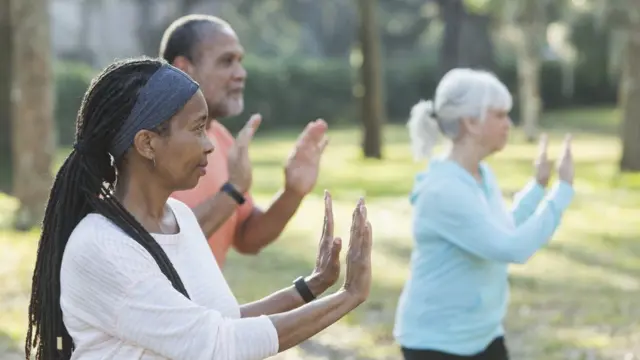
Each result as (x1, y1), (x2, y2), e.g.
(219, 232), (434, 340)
(26, 57), (373, 360)
(393, 68), (575, 360)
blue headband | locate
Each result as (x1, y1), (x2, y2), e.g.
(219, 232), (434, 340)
(108, 64), (199, 158)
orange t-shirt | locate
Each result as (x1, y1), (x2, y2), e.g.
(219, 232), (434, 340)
(171, 120), (254, 267)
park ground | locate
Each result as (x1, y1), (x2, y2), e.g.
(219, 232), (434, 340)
(1, 107), (640, 359)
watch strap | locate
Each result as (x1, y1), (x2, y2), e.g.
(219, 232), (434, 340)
(220, 182), (245, 205)
(293, 276), (316, 303)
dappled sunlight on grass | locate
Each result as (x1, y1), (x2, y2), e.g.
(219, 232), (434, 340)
(244, 124), (640, 359)
(5, 111), (640, 359)
(504, 187), (640, 359)
(0, 193), (17, 229)
(0, 220), (37, 350)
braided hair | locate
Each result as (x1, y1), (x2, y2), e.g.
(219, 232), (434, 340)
(26, 57), (190, 360)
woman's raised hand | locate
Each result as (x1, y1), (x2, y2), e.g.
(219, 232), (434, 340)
(557, 134), (574, 185)
(267, 196), (373, 353)
(306, 191), (343, 295)
(340, 198), (373, 305)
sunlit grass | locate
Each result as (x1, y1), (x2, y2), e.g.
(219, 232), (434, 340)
(1, 107), (640, 359)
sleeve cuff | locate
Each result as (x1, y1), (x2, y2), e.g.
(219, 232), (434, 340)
(233, 315), (279, 360)
(548, 181), (575, 212)
(524, 179), (546, 200)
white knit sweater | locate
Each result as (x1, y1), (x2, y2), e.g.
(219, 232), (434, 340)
(60, 197), (279, 360)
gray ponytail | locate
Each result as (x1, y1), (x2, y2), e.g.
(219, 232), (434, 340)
(406, 68), (512, 161)
(407, 100), (440, 161)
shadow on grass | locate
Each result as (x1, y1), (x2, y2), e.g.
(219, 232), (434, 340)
(546, 234), (640, 280)
(251, 139), (633, 201)
(297, 339), (377, 360)
(371, 231), (639, 359)
(507, 271), (639, 359)
(509, 270), (635, 295)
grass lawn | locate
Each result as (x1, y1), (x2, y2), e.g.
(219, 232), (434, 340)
(1, 106), (640, 359)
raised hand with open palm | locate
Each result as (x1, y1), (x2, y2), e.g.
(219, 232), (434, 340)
(227, 114), (262, 194)
(557, 134), (574, 185)
(306, 190), (343, 296)
(341, 198), (373, 304)
(284, 120), (329, 197)
(534, 133), (553, 187)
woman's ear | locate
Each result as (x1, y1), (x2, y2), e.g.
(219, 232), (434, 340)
(132, 130), (157, 161)
(460, 116), (481, 137)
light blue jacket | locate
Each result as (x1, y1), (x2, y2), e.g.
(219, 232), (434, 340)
(393, 158), (574, 355)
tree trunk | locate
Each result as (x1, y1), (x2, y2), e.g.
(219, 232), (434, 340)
(437, 0), (464, 75)
(619, 13), (640, 172)
(11, 0), (55, 230)
(459, 12), (495, 71)
(0, 0), (12, 193)
(514, 0), (545, 143)
(357, 0), (385, 159)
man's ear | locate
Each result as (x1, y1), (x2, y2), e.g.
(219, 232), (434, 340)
(172, 56), (194, 76)
(132, 130), (157, 161)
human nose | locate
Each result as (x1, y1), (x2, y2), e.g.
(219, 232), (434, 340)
(202, 135), (215, 155)
(233, 63), (246, 82)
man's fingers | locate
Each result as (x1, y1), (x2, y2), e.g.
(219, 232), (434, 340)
(236, 114), (262, 146)
(297, 119), (328, 145)
(310, 120), (328, 144)
(295, 121), (314, 145)
(314, 119), (328, 132)
(319, 136), (330, 154)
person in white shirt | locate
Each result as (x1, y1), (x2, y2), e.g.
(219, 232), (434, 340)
(25, 57), (373, 360)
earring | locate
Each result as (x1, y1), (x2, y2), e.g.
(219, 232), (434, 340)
(152, 157), (156, 168)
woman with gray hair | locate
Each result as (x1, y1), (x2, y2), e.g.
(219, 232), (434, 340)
(393, 68), (575, 359)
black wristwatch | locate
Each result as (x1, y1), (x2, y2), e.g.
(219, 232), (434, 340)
(220, 182), (245, 205)
(293, 276), (316, 303)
